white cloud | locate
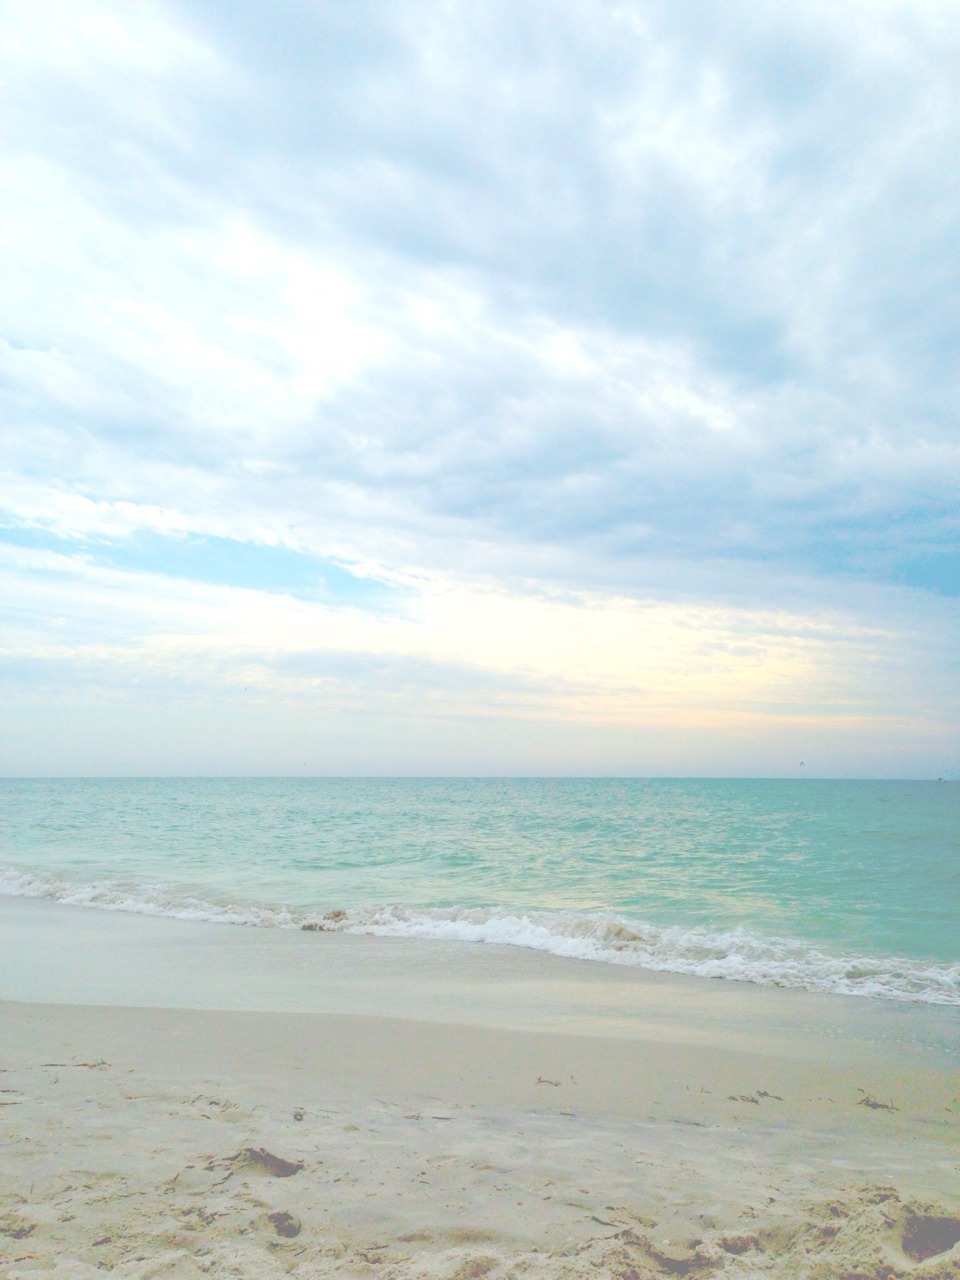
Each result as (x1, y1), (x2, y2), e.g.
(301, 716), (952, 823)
(1, 0), (958, 773)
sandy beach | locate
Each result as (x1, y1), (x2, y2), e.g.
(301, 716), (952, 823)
(2, 955), (959, 1279)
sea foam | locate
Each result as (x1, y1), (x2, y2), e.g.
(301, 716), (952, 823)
(2, 865), (957, 1007)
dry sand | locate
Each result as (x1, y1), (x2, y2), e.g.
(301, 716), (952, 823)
(2, 997), (958, 1279)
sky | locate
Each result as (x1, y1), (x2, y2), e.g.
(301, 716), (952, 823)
(1, 0), (958, 777)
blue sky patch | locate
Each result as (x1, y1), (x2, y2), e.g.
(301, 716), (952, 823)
(0, 525), (399, 609)
(896, 552), (960, 598)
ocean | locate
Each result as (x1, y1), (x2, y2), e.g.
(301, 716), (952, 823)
(1, 776), (957, 1007)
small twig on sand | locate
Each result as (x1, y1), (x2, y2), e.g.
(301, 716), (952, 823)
(41, 1061), (109, 1070)
(856, 1089), (899, 1112)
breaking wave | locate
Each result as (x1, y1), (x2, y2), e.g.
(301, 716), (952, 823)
(2, 865), (958, 1006)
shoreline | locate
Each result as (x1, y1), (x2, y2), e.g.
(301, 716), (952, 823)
(3, 996), (959, 1278)
(3, 871), (957, 1009)
(3, 895), (959, 1046)
(2, 896), (959, 1276)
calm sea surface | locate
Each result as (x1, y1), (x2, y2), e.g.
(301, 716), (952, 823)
(1, 778), (957, 1004)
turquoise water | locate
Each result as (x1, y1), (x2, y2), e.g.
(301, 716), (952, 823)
(1, 777), (957, 1003)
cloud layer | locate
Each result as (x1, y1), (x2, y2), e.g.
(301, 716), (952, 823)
(1, 0), (958, 774)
